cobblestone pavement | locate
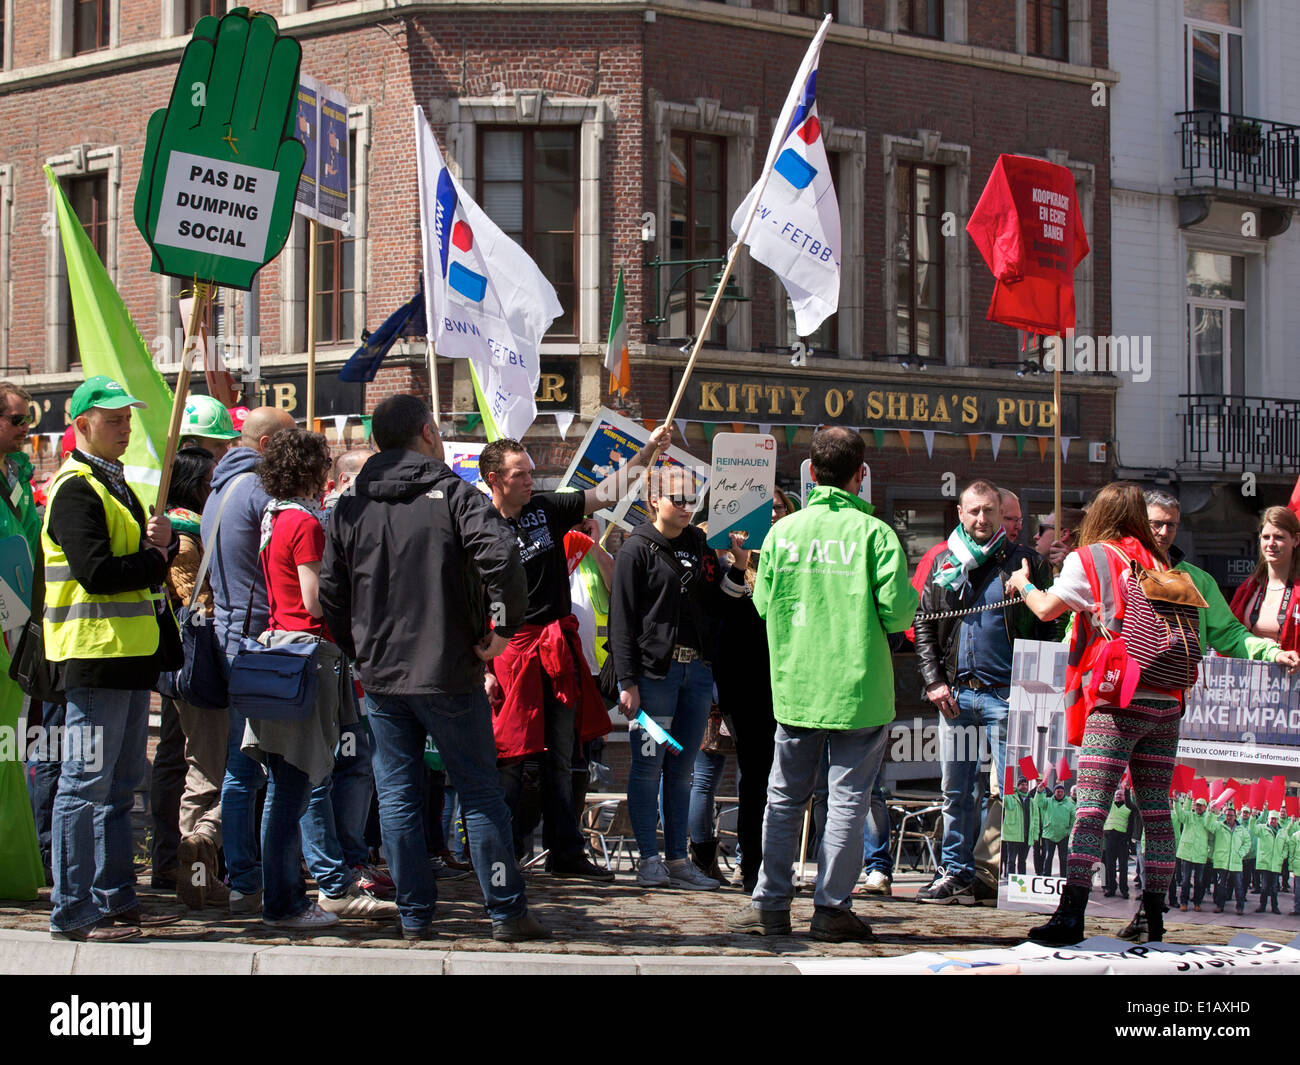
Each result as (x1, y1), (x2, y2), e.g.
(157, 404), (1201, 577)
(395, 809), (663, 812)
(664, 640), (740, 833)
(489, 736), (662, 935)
(0, 866), (1258, 958)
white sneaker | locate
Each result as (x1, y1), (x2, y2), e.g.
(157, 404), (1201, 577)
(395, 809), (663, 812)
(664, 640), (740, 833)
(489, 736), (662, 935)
(317, 883), (400, 918)
(637, 855), (671, 887)
(667, 857), (721, 891)
(862, 871), (893, 896)
(263, 902), (340, 930)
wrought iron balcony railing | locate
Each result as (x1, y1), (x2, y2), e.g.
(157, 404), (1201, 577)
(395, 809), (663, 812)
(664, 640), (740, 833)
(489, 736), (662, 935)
(1177, 110), (1300, 200)
(1180, 393), (1300, 473)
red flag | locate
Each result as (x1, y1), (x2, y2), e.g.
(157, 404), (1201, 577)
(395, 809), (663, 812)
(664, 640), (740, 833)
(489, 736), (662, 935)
(1004, 767), (1015, 795)
(1210, 779), (1226, 801)
(1056, 755), (1072, 783)
(1225, 778), (1245, 795)
(1211, 788), (1235, 810)
(1268, 777), (1285, 811)
(1251, 780), (1269, 810)
(1289, 470), (1300, 518)
(1287, 796), (1299, 819)
(1019, 755), (1039, 782)
(1191, 778), (1210, 802)
(1172, 765), (1195, 793)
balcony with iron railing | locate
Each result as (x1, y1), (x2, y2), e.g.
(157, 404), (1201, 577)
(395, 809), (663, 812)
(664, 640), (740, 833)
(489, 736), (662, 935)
(1180, 393), (1300, 473)
(1176, 111), (1300, 201)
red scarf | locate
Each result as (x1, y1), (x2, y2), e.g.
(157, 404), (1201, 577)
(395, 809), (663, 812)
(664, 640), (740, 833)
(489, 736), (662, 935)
(1229, 575), (1300, 653)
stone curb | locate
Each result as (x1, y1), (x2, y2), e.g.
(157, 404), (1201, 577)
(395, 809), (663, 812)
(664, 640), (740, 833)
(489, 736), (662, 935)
(0, 930), (803, 976)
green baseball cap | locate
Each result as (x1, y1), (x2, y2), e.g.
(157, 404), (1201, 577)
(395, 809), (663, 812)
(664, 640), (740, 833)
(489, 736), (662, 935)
(69, 375), (147, 418)
(181, 394), (240, 440)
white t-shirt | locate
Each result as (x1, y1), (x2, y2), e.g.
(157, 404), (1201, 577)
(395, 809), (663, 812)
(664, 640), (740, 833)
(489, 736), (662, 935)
(1046, 551), (1093, 612)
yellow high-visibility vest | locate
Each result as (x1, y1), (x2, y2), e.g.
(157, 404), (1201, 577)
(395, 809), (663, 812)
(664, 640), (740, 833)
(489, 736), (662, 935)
(41, 456), (160, 661)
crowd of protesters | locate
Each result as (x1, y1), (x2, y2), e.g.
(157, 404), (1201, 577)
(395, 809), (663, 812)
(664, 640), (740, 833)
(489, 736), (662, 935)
(3, 378), (1299, 949)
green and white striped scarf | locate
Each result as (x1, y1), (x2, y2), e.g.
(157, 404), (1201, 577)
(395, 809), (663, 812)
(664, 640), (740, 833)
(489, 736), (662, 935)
(933, 524), (1006, 592)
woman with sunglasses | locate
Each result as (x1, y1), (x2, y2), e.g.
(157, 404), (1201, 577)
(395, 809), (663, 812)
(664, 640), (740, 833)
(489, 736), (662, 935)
(609, 465), (736, 890)
(1230, 506), (1300, 654)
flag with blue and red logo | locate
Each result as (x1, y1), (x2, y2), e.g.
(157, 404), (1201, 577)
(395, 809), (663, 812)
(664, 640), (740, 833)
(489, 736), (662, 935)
(731, 14), (840, 338)
(414, 106), (563, 441)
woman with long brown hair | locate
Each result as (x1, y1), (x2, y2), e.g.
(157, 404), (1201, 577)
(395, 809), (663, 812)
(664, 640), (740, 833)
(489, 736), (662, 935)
(1229, 506), (1300, 654)
(1005, 482), (1199, 945)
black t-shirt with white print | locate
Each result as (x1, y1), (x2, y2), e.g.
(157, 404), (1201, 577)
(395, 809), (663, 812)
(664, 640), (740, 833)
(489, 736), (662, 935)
(509, 490), (587, 626)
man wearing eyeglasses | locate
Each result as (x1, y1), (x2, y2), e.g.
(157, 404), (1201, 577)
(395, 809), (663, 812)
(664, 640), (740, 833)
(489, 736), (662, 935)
(481, 424), (674, 883)
(0, 381), (44, 903)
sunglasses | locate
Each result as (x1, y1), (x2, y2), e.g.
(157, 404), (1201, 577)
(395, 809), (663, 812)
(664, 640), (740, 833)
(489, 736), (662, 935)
(664, 493), (694, 508)
(5, 413), (34, 428)
(1037, 524), (1054, 537)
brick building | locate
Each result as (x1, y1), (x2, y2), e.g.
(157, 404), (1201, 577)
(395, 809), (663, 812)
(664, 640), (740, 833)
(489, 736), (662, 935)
(0, 0), (1116, 781)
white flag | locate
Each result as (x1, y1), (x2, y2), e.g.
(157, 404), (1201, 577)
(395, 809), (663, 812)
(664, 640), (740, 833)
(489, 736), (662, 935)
(731, 14), (840, 337)
(414, 106), (563, 441)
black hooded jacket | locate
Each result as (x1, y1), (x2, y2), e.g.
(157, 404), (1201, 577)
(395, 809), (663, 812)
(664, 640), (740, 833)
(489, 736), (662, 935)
(320, 448), (527, 696)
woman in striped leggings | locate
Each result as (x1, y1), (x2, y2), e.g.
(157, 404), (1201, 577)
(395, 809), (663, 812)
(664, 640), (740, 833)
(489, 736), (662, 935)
(1006, 482), (1192, 945)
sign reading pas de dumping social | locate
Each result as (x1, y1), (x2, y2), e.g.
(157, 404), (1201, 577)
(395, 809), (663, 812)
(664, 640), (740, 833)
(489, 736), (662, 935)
(134, 10), (305, 289)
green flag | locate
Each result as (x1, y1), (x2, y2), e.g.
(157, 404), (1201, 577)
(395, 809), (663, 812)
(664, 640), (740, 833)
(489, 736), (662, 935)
(47, 165), (173, 510)
(468, 361), (502, 443)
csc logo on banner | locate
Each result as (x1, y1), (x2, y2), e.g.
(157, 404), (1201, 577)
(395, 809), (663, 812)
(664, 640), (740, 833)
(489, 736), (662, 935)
(1007, 874), (1067, 903)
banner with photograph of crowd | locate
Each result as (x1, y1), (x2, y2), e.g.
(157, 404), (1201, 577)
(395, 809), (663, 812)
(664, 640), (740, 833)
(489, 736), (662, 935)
(999, 641), (1300, 934)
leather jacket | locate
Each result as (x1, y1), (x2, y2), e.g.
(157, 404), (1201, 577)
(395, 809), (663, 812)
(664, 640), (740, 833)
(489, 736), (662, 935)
(913, 539), (1054, 692)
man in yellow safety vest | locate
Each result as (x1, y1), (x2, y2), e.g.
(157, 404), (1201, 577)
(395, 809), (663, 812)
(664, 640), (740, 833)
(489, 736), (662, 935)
(44, 375), (181, 942)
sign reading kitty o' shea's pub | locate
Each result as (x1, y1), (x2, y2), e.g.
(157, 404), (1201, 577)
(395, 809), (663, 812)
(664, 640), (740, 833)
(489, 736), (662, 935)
(670, 369), (1080, 436)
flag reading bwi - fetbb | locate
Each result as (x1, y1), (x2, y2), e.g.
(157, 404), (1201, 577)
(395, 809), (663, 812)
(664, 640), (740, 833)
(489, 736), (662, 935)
(413, 105), (562, 442)
(732, 13), (840, 337)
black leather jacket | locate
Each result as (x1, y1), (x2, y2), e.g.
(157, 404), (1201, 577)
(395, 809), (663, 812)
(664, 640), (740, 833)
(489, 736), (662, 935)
(913, 540), (1054, 691)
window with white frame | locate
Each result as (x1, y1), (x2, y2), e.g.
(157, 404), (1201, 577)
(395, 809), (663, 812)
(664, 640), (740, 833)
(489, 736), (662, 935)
(444, 94), (609, 347)
(1184, 0), (1243, 117)
(51, 0), (119, 59)
(652, 99), (755, 351)
(881, 132), (969, 366)
(46, 146), (121, 373)
(277, 105), (370, 355)
(1186, 249), (1247, 396)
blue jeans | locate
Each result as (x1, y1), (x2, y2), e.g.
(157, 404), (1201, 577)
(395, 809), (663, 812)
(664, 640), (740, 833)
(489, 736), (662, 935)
(863, 779), (893, 875)
(753, 722), (889, 911)
(628, 660), (714, 861)
(29, 701), (66, 869)
(367, 689), (526, 929)
(938, 685), (1008, 882)
(261, 753), (313, 920)
(300, 724), (373, 895)
(222, 705), (268, 894)
(441, 784), (466, 862)
(689, 748), (726, 844)
(50, 688), (149, 933)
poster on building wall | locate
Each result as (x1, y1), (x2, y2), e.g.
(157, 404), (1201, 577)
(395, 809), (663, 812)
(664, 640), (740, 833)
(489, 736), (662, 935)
(1000, 641), (1300, 936)
(293, 74), (353, 236)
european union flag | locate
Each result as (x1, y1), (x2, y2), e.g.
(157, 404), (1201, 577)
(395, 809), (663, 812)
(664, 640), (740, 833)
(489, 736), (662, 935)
(338, 282), (426, 383)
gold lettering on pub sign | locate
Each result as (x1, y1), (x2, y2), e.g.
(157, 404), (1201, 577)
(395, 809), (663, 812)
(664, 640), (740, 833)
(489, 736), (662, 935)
(693, 378), (1060, 431)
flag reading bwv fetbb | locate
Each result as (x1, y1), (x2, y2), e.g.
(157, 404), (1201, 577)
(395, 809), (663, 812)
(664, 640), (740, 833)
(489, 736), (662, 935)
(731, 14), (840, 337)
(414, 105), (562, 441)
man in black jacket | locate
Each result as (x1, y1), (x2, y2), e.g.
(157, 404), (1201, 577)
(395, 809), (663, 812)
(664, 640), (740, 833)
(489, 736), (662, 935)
(45, 376), (182, 942)
(319, 394), (548, 942)
(914, 479), (1052, 905)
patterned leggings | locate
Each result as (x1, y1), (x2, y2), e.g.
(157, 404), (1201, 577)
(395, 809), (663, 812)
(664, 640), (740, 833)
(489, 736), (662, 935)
(1067, 699), (1182, 892)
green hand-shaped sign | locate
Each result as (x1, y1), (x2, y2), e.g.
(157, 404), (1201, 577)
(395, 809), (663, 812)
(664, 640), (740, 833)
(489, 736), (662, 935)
(134, 8), (305, 290)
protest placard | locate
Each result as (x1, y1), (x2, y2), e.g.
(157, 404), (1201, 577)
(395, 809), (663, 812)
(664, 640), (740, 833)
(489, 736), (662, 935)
(707, 433), (776, 549)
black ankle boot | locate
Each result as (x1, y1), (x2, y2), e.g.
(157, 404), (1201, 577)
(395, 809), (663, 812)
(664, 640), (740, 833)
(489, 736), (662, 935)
(689, 839), (726, 885)
(1142, 891), (1166, 942)
(1028, 884), (1090, 946)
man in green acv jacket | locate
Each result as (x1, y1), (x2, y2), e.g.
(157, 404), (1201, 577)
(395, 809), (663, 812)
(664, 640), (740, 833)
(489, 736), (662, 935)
(726, 428), (917, 944)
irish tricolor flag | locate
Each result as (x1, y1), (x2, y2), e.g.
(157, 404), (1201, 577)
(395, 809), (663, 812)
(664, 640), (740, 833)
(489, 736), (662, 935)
(605, 267), (630, 396)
